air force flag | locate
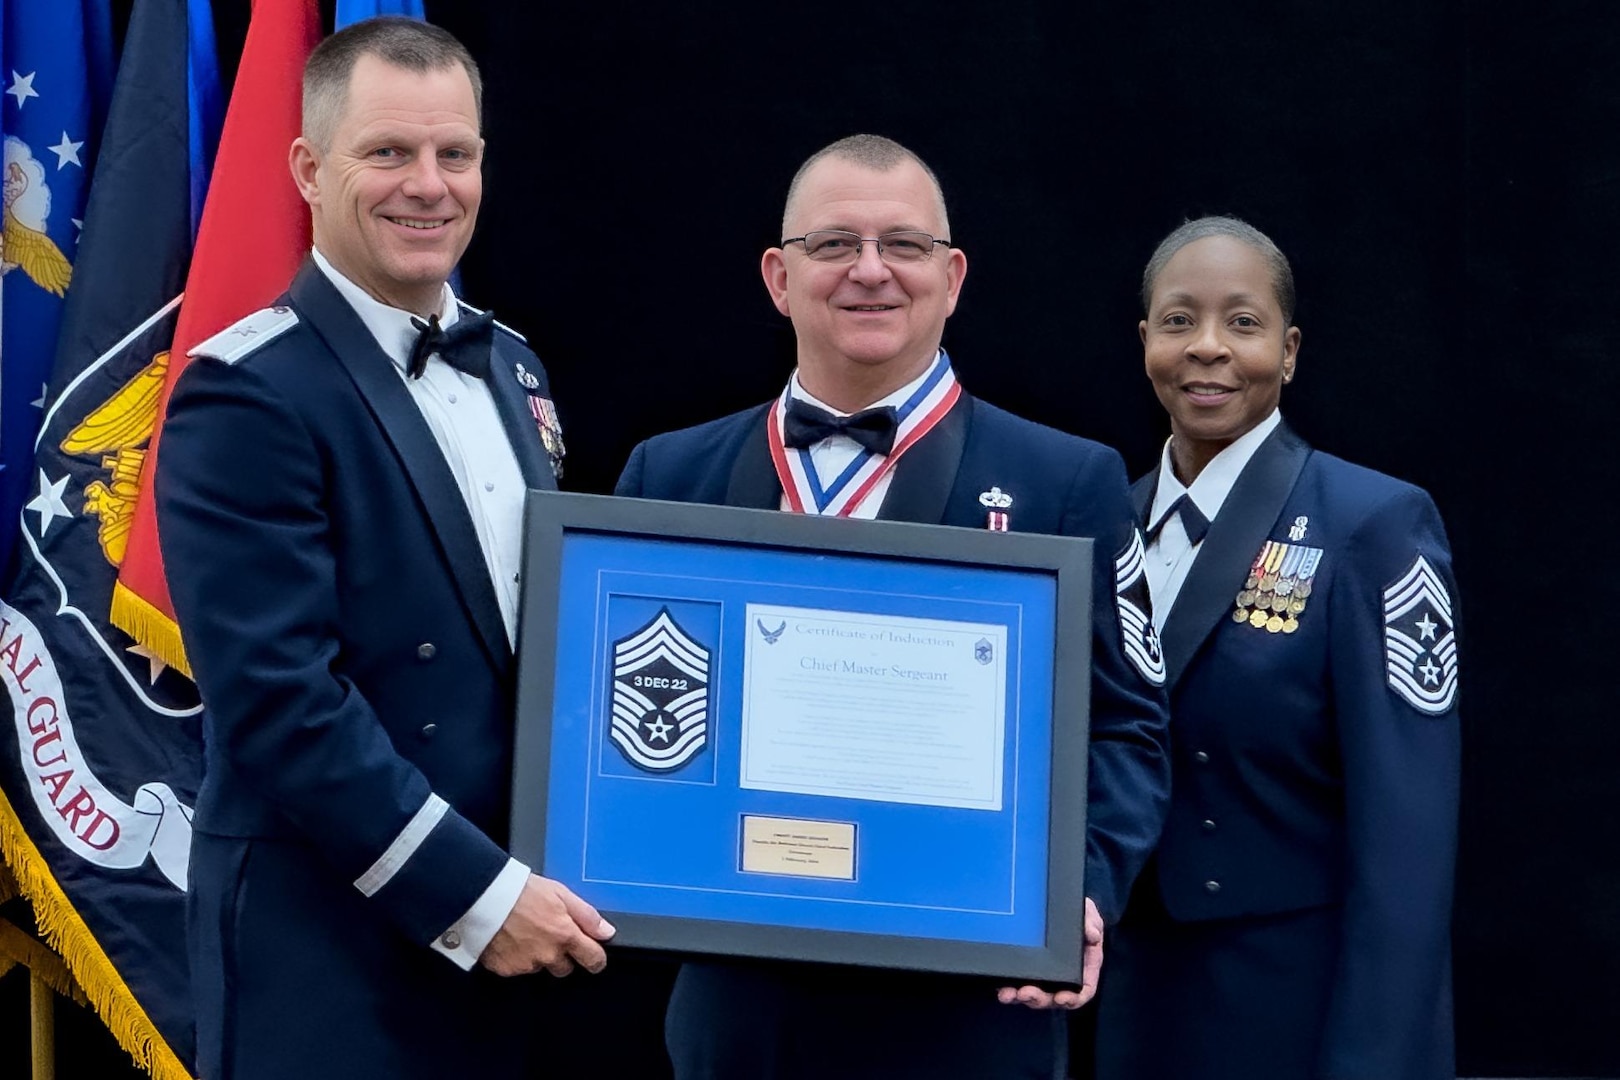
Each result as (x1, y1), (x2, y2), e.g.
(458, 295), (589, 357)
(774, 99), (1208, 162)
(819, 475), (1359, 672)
(610, 606), (711, 773)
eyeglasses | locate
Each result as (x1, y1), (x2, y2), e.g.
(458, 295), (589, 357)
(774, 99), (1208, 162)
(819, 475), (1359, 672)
(781, 230), (952, 264)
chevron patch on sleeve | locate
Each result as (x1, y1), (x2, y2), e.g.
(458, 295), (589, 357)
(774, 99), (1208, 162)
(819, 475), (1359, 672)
(1383, 554), (1458, 715)
(1115, 529), (1166, 686)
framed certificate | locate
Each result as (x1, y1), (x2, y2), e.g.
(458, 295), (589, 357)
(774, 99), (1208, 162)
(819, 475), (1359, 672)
(510, 492), (1092, 983)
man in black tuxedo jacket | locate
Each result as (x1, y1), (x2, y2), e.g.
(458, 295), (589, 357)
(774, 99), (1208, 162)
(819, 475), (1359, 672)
(155, 18), (611, 1079)
(616, 134), (1172, 1080)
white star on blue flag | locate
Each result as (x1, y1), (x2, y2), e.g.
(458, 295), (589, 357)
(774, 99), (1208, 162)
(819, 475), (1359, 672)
(25, 470), (73, 537)
(6, 69), (38, 107)
(48, 129), (85, 168)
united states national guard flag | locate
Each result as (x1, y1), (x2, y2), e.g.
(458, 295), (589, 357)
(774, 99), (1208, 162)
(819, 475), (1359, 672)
(0, 0), (114, 576)
(0, 0), (220, 1076)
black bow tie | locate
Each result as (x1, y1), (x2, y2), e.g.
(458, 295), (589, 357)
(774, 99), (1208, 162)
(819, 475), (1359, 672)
(782, 398), (900, 456)
(1147, 493), (1211, 546)
(407, 311), (496, 380)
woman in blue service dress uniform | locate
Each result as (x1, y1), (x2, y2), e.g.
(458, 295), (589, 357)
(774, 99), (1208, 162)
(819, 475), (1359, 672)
(1094, 216), (1460, 1080)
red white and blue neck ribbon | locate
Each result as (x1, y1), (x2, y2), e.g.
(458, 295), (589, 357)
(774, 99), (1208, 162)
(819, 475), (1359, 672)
(768, 351), (961, 516)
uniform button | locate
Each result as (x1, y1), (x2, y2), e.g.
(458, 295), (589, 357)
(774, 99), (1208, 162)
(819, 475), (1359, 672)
(447, 393), (458, 404)
(441, 930), (461, 950)
(419, 723), (438, 740)
(1204, 880), (1221, 894)
(512, 572), (521, 583)
(484, 481), (495, 492)
(417, 642), (437, 661)
(1201, 819), (1217, 832)
(1193, 751), (1210, 764)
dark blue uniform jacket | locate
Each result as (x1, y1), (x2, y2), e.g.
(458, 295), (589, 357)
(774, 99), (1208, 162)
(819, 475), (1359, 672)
(155, 261), (559, 1079)
(1101, 423), (1459, 1080)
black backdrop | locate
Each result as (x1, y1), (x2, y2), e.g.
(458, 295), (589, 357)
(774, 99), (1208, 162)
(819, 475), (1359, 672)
(447, 2), (1620, 1074)
(450, 1), (1617, 1076)
(22, 2), (1593, 1078)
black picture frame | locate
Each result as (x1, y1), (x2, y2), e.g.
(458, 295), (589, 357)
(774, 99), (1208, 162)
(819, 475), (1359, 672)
(510, 491), (1093, 982)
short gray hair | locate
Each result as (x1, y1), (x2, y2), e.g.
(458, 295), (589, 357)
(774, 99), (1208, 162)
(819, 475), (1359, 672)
(1141, 215), (1296, 323)
(302, 17), (482, 151)
(781, 134), (951, 239)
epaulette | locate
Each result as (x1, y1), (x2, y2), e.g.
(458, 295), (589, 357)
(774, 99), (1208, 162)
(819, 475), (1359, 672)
(189, 306), (300, 365)
(457, 298), (526, 343)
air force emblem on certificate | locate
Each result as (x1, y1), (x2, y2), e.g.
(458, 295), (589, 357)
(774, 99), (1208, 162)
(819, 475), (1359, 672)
(1383, 555), (1458, 715)
(1114, 529), (1165, 686)
(610, 607), (712, 772)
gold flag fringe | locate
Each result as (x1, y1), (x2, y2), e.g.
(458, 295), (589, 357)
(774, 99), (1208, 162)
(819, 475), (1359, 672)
(0, 918), (90, 1004)
(109, 581), (193, 680)
(0, 785), (194, 1080)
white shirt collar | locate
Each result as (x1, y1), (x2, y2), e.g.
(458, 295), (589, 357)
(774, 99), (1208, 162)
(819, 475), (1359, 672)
(786, 350), (941, 417)
(1148, 409), (1283, 531)
(310, 247), (458, 374)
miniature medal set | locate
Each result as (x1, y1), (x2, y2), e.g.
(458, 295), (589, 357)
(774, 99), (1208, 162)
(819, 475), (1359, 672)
(1233, 536), (1324, 634)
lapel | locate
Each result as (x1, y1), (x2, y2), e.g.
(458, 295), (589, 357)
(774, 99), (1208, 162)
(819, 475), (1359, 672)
(290, 261), (513, 679)
(1130, 471), (1155, 530)
(1157, 423), (1312, 689)
(724, 407), (787, 509)
(876, 393), (970, 524)
(484, 334), (557, 493)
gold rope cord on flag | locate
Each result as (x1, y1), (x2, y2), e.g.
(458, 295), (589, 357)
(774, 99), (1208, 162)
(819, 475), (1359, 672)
(0, 786), (193, 1080)
(109, 581), (193, 681)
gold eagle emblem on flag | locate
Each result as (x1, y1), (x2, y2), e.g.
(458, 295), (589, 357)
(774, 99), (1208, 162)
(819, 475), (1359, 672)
(1, 159), (72, 296)
(61, 350), (172, 566)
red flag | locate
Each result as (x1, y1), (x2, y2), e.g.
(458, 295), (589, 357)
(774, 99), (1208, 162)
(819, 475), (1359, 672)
(110, 0), (321, 675)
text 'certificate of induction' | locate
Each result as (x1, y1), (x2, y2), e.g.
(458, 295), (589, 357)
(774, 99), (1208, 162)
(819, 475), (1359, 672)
(740, 605), (1007, 811)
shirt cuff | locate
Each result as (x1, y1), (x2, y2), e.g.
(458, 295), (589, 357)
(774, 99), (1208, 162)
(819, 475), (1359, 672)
(429, 857), (529, 971)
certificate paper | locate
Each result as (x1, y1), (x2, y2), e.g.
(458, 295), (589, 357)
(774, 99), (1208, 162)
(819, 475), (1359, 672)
(739, 604), (1008, 811)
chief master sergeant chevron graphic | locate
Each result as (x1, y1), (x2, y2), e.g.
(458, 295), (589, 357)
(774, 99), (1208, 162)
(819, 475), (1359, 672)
(610, 606), (711, 772)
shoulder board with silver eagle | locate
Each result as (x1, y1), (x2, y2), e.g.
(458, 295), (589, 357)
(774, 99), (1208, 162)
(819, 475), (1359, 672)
(189, 306), (300, 365)
(456, 299), (526, 342)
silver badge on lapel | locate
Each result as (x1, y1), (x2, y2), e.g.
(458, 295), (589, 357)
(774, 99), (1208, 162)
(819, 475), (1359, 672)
(1114, 529), (1165, 685)
(610, 607), (711, 772)
(514, 362), (541, 390)
(1382, 554), (1458, 715)
(978, 486), (1012, 532)
(1289, 515), (1308, 541)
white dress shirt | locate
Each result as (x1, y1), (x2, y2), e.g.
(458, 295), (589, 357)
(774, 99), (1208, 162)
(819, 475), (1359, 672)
(779, 355), (940, 519)
(1144, 409), (1283, 625)
(312, 250), (529, 969)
